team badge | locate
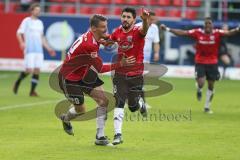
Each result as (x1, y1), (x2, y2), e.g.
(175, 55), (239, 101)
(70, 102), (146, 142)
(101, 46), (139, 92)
(210, 35), (215, 41)
(127, 36), (133, 42)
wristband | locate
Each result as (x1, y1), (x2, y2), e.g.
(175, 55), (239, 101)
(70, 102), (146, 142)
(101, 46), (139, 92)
(166, 27), (170, 31)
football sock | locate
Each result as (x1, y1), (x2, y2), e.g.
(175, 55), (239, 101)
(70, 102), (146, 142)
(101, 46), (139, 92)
(96, 106), (107, 138)
(114, 108), (124, 135)
(30, 74), (39, 93)
(64, 107), (82, 121)
(205, 89), (214, 109)
(15, 71), (28, 87)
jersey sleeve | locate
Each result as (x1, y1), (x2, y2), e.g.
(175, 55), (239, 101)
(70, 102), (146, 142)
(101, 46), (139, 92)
(17, 18), (28, 34)
(153, 25), (160, 43)
(40, 20), (44, 35)
(215, 29), (225, 37)
(110, 28), (118, 41)
(187, 29), (199, 39)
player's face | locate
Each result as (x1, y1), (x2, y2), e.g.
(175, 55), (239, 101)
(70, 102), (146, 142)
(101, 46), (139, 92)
(148, 15), (156, 25)
(31, 7), (41, 17)
(121, 12), (135, 30)
(204, 19), (213, 34)
(95, 20), (108, 38)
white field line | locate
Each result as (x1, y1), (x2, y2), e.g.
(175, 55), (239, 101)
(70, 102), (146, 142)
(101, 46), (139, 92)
(0, 100), (59, 111)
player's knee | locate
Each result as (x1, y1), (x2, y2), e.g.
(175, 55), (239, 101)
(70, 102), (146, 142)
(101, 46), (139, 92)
(97, 96), (109, 107)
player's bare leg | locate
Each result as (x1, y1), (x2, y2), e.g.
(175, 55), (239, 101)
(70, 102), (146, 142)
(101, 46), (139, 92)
(89, 86), (110, 146)
(60, 104), (86, 136)
(196, 77), (205, 101)
(13, 68), (32, 94)
(204, 80), (215, 114)
(29, 68), (40, 97)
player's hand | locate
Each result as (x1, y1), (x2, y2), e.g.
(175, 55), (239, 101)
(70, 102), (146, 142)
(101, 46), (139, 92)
(121, 56), (136, 67)
(48, 48), (56, 57)
(140, 8), (150, 21)
(160, 24), (167, 31)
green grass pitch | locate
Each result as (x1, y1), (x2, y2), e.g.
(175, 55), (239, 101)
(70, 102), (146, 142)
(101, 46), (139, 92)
(0, 71), (240, 160)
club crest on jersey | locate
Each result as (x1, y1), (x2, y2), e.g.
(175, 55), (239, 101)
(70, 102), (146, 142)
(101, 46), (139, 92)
(90, 52), (97, 58)
(127, 36), (133, 42)
(210, 35), (215, 41)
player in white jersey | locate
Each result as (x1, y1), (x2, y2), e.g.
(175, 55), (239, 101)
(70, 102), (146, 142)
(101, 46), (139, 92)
(136, 11), (160, 63)
(135, 11), (160, 109)
(13, 3), (55, 96)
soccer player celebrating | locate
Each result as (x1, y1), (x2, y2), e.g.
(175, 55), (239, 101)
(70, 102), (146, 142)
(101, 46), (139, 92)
(13, 3), (56, 96)
(58, 14), (135, 146)
(110, 7), (150, 145)
(161, 17), (240, 114)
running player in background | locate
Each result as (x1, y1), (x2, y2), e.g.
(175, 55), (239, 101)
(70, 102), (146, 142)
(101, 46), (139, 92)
(13, 3), (56, 97)
(58, 14), (135, 146)
(161, 17), (240, 114)
(110, 7), (150, 145)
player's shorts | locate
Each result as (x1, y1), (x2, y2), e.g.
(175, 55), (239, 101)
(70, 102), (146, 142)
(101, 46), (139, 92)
(195, 63), (220, 81)
(58, 69), (104, 105)
(24, 53), (43, 69)
(113, 73), (144, 109)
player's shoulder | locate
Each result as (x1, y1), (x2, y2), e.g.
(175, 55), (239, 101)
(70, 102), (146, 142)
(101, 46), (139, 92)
(22, 17), (31, 23)
(188, 28), (203, 33)
(213, 28), (224, 34)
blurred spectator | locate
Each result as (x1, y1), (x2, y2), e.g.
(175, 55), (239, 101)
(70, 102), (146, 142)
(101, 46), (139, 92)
(20, 0), (33, 11)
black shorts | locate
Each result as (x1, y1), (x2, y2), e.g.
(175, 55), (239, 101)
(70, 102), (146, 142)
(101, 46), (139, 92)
(59, 69), (104, 105)
(113, 73), (144, 108)
(195, 63), (220, 81)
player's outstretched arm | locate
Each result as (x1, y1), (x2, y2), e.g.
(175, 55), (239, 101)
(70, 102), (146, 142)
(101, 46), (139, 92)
(140, 8), (150, 36)
(160, 24), (189, 36)
(93, 56), (136, 73)
(223, 26), (240, 37)
(42, 35), (56, 57)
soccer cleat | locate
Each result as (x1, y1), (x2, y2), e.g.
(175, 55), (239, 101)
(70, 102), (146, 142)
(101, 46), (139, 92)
(95, 136), (111, 146)
(139, 97), (147, 117)
(112, 133), (123, 145)
(13, 82), (19, 94)
(30, 91), (39, 97)
(60, 114), (74, 136)
(197, 90), (202, 101)
(204, 108), (213, 114)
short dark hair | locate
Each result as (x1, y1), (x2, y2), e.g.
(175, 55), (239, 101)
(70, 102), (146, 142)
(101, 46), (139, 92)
(122, 7), (136, 19)
(205, 17), (212, 21)
(90, 14), (107, 27)
(29, 3), (40, 11)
